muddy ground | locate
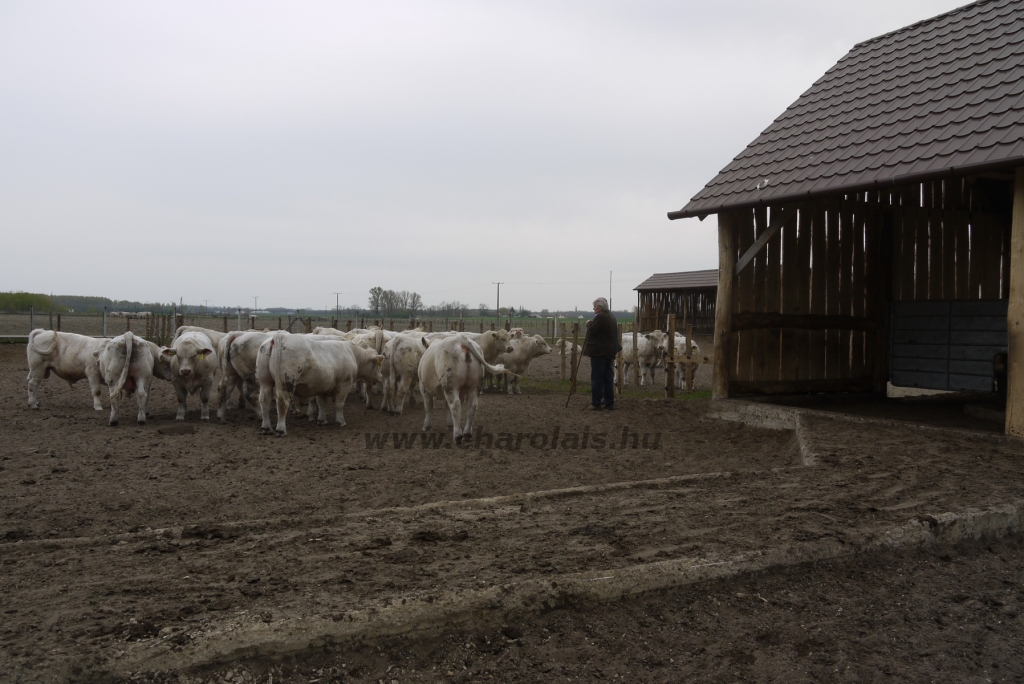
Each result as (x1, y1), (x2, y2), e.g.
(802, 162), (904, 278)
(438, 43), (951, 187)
(1, 342), (1023, 683)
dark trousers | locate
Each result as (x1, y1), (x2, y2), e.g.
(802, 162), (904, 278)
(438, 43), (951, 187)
(590, 356), (615, 407)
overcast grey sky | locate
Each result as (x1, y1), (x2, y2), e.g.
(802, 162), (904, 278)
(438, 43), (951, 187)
(0, 1), (966, 312)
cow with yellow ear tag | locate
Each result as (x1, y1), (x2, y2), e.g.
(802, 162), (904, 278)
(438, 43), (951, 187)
(161, 330), (218, 421)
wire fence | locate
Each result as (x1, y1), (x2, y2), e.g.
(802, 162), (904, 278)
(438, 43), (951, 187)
(0, 311), (590, 344)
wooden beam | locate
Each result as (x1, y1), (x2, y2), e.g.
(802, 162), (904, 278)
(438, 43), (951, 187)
(713, 212), (736, 399)
(730, 377), (874, 395)
(732, 312), (879, 332)
(735, 206), (796, 276)
(1006, 167), (1024, 437)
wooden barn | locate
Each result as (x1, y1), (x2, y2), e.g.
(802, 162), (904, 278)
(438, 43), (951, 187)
(667, 0), (1024, 435)
(635, 269), (717, 334)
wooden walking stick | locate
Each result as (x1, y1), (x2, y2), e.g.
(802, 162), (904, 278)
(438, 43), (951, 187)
(566, 323), (589, 408)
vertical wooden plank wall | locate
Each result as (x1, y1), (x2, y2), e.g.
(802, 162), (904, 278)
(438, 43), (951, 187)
(808, 203), (827, 382)
(734, 209), (756, 382)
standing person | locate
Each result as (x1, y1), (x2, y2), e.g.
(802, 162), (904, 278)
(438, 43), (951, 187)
(582, 297), (619, 410)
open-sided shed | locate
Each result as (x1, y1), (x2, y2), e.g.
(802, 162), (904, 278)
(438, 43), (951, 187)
(635, 269), (717, 334)
(668, 0), (1024, 435)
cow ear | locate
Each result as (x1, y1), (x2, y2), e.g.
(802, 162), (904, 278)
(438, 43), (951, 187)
(162, 347), (176, 357)
(644, 333), (652, 340)
(203, 348), (213, 357)
(421, 337), (430, 348)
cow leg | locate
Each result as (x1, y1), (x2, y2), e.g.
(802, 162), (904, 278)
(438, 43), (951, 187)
(393, 376), (411, 416)
(420, 388), (433, 432)
(107, 387), (121, 426)
(444, 388), (463, 442)
(138, 376), (151, 419)
(317, 396), (330, 425)
(26, 367), (44, 409)
(259, 383), (274, 434)
(307, 398), (318, 422)
(461, 388), (479, 441)
(199, 382), (212, 421)
(334, 383), (352, 426)
(274, 389), (290, 436)
(135, 379), (148, 424)
(216, 374), (231, 423)
(237, 379), (246, 409)
(85, 364), (105, 411)
(174, 382), (188, 421)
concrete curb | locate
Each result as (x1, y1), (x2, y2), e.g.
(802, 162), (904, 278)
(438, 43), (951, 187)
(120, 501), (1022, 676)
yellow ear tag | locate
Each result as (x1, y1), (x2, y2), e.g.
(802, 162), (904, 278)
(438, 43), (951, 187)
(375, 358), (382, 366)
(198, 353), (205, 360)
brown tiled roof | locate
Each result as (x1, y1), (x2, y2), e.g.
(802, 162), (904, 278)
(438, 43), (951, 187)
(635, 269), (718, 291)
(670, 0), (1024, 220)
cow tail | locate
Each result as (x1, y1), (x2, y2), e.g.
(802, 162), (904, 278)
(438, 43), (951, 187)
(28, 329), (59, 355)
(458, 334), (508, 376)
(112, 332), (133, 397)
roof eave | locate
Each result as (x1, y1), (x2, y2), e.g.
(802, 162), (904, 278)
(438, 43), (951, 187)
(667, 155), (1024, 221)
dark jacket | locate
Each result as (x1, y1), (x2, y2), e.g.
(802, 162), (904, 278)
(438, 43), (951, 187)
(583, 310), (619, 357)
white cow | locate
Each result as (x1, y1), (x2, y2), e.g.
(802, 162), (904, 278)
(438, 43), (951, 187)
(173, 325), (228, 348)
(162, 331), (218, 421)
(381, 333), (432, 414)
(216, 330), (272, 422)
(497, 334), (553, 394)
(256, 332), (384, 436)
(26, 330), (109, 410)
(618, 330), (668, 386)
(509, 327), (525, 339)
(669, 334), (702, 389)
(95, 331), (156, 426)
(554, 338), (583, 355)
(418, 334), (507, 444)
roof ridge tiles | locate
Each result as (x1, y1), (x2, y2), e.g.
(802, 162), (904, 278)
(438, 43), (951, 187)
(852, 0), (1000, 51)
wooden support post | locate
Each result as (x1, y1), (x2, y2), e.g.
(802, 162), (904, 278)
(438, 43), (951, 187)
(1006, 168), (1024, 436)
(632, 323), (639, 389)
(479, 320), (483, 333)
(126, 316), (131, 332)
(713, 211), (737, 399)
(665, 314), (676, 398)
(616, 323), (624, 395)
(685, 324), (694, 393)
(56, 314), (61, 332)
(571, 323), (580, 387)
(560, 323), (567, 381)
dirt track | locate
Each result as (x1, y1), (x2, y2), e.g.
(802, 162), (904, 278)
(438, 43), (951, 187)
(2, 342), (1023, 683)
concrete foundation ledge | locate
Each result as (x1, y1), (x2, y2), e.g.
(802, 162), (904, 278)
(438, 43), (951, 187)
(119, 501), (1022, 676)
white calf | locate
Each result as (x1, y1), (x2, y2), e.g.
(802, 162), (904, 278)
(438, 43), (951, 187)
(619, 330), (667, 386)
(418, 334), (507, 444)
(217, 330), (272, 422)
(96, 331), (155, 426)
(498, 334), (553, 394)
(162, 331), (218, 421)
(26, 330), (109, 410)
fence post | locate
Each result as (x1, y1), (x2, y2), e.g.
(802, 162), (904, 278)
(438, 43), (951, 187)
(490, 322), (495, 331)
(616, 323), (624, 395)
(665, 314), (676, 398)
(223, 316), (228, 333)
(571, 323), (579, 387)
(685, 324), (694, 393)
(49, 310), (54, 331)
(30, 305), (34, 332)
(560, 323), (567, 381)
(126, 315), (131, 332)
(632, 324), (640, 389)
(57, 314), (61, 332)
(103, 307), (107, 337)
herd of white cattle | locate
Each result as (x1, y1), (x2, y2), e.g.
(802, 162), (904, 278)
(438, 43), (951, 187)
(24, 324), (697, 443)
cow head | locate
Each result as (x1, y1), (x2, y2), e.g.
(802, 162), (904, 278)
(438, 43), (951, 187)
(532, 334), (553, 356)
(163, 338), (213, 378)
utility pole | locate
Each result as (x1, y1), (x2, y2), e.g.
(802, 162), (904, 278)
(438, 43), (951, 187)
(492, 282), (503, 326)
(333, 292), (342, 322)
